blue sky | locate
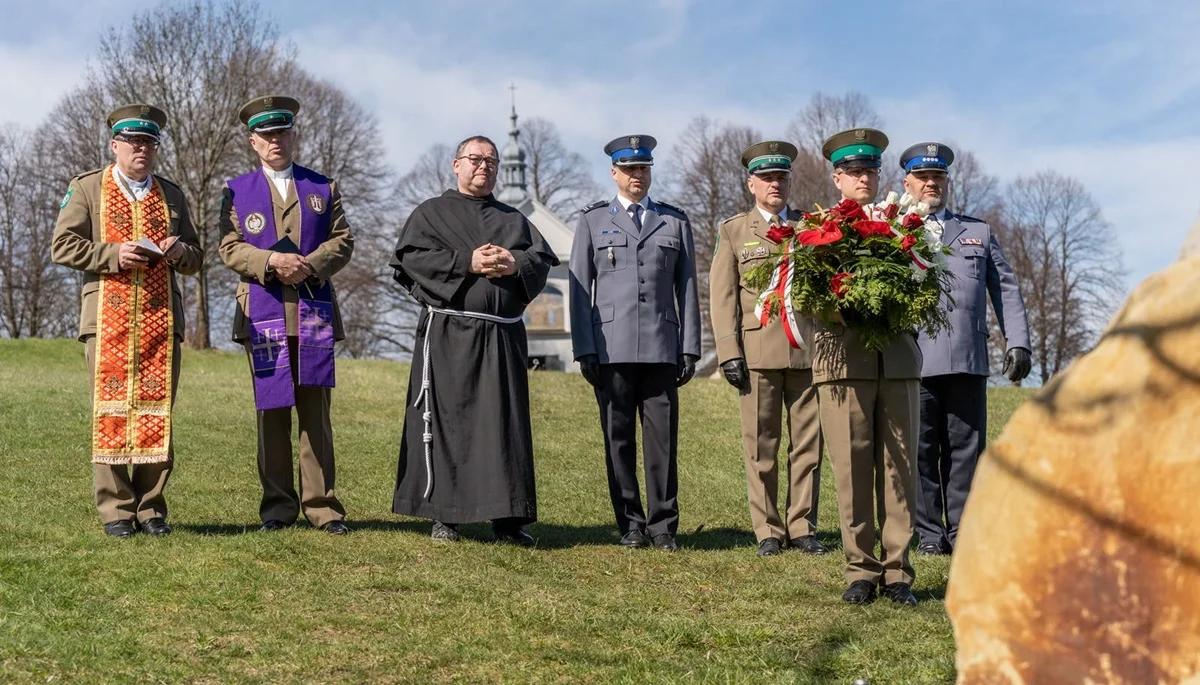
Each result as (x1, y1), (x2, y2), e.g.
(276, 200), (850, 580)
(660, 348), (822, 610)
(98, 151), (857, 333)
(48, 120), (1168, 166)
(4, 0), (1199, 288)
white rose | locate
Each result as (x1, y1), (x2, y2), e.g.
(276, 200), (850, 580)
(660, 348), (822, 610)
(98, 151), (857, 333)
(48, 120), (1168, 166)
(898, 193), (915, 210)
(884, 191), (899, 207)
(914, 201), (931, 216)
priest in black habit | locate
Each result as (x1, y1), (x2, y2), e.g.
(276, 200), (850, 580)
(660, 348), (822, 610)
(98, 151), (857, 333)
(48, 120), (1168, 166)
(389, 135), (559, 546)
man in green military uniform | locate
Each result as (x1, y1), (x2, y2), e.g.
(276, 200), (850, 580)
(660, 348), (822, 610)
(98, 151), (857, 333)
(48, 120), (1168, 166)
(709, 140), (826, 557)
(217, 95), (354, 535)
(814, 128), (921, 606)
(51, 104), (204, 538)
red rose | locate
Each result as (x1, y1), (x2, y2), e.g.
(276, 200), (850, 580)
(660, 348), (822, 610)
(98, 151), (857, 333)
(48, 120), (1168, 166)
(854, 220), (893, 239)
(832, 198), (867, 222)
(900, 234), (917, 251)
(902, 213), (924, 230)
(831, 271), (852, 298)
(765, 223), (795, 244)
(797, 220), (843, 246)
(884, 203), (900, 219)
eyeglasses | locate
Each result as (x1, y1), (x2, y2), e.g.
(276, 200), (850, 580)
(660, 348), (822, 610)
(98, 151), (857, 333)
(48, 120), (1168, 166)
(836, 167), (880, 178)
(456, 154), (499, 170)
(115, 136), (159, 150)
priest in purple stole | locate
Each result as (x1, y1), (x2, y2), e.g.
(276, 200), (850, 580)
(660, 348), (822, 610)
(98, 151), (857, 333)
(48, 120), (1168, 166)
(218, 95), (354, 535)
(390, 135), (559, 546)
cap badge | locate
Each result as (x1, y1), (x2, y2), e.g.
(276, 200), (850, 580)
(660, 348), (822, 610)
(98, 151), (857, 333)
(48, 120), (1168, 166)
(139, 105), (150, 116)
(263, 97), (273, 108)
(855, 129), (867, 141)
(926, 143), (939, 155)
(768, 142), (779, 153)
(244, 212), (266, 235)
(307, 194), (326, 214)
(630, 136), (640, 149)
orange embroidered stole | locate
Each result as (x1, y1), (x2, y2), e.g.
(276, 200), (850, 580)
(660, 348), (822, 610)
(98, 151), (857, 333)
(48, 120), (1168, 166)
(91, 166), (174, 464)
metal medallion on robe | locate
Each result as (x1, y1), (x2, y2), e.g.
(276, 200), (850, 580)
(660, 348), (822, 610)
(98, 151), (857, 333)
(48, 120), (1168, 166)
(244, 211), (266, 235)
(307, 194), (326, 214)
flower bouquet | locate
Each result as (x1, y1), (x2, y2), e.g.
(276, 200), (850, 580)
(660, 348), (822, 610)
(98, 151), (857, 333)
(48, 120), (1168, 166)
(745, 192), (953, 352)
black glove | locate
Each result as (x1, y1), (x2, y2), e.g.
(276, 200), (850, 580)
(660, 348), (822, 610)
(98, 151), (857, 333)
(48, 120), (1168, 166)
(578, 354), (601, 388)
(721, 359), (750, 396)
(1003, 347), (1032, 383)
(676, 354), (698, 387)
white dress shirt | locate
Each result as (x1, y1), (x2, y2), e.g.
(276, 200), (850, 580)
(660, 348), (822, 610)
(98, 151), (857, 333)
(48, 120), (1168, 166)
(757, 205), (789, 225)
(263, 164), (294, 199)
(113, 166), (152, 202)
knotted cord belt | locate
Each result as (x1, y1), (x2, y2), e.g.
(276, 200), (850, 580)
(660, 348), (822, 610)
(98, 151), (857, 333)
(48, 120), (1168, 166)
(413, 305), (524, 499)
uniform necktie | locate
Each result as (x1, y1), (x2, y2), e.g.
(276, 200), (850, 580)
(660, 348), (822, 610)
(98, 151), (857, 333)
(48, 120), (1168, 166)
(769, 214), (782, 227)
(630, 204), (643, 232)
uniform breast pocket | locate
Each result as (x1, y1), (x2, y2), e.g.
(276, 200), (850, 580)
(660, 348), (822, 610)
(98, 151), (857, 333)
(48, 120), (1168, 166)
(655, 235), (680, 271)
(168, 209), (181, 234)
(595, 230), (629, 272)
(961, 246), (985, 279)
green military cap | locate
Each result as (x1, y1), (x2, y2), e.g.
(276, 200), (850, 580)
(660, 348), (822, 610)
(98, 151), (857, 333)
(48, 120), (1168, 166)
(741, 140), (798, 175)
(821, 128), (889, 169)
(106, 103), (167, 141)
(238, 95), (300, 133)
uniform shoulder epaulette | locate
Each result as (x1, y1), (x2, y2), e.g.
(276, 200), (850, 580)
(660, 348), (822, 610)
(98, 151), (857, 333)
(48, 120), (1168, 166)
(654, 200), (687, 217)
(580, 200), (608, 214)
(720, 211), (748, 226)
(955, 212), (986, 224)
(72, 168), (105, 183)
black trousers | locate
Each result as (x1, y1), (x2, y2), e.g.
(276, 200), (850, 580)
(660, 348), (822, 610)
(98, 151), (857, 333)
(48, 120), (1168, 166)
(915, 373), (988, 549)
(594, 363), (679, 537)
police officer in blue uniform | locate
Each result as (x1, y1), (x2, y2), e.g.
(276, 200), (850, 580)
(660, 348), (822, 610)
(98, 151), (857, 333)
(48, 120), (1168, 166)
(568, 135), (702, 552)
(900, 142), (1032, 555)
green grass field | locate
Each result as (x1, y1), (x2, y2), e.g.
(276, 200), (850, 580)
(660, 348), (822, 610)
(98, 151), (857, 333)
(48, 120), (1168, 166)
(0, 338), (1030, 684)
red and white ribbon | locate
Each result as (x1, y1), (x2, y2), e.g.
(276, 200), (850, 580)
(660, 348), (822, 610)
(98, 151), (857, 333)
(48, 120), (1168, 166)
(753, 253), (807, 350)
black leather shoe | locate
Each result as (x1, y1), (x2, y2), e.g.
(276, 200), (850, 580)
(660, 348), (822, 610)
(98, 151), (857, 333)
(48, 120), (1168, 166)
(104, 520), (136, 538)
(651, 533), (679, 552)
(259, 519), (289, 532)
(320, 520), (349, 535)
(619, 530), (648, 548)
(494, 525), (536, 548)
(789, 535), (829, 555)
(431, 520), (459, 541)
(880, 582), (918, 606)
(917, 540), (948, 556)
(140, 518), (171, 536)
(757, 537), (783, 557)
(842, 580), (877, 605)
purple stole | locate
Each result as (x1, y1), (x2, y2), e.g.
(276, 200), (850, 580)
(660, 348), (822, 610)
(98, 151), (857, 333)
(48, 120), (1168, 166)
(227, 165), (336, 411)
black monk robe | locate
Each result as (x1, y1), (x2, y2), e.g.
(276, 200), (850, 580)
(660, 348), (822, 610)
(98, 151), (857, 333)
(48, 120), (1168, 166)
(390, 190), (559, 524)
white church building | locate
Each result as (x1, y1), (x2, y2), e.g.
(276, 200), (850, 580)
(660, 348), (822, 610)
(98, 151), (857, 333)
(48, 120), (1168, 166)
(494, 105), (579, 372)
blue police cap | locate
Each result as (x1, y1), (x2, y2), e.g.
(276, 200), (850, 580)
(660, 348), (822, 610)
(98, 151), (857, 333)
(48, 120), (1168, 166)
(900, 142), (955, 173)
(604, 134), (656, 166)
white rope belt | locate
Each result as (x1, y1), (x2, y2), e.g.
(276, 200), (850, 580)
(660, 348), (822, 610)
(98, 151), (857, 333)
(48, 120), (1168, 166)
(413, 305), (524, 499)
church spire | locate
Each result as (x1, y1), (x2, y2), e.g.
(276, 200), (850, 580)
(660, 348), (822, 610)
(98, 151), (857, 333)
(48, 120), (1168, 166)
(497, 83), (529, 204)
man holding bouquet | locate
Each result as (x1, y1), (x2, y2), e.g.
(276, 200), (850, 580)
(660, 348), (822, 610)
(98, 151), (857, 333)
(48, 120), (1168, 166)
(814, 128), (922, 606)
(709, 140), (826, 558)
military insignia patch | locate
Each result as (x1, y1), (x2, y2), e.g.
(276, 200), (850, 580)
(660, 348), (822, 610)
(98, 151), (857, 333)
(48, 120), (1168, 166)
(59, 187), (73, 209)
(307, 194), (325, 214)
(754, 246), (767, 257)
(244, 212), (267, 235)
(959, 237), (983, 246)
(610, 205), (619, 214)
(740, 248), (749, 259)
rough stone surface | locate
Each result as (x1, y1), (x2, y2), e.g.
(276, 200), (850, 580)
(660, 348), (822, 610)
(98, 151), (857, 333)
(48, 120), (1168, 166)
(948, 251), (1200, 684)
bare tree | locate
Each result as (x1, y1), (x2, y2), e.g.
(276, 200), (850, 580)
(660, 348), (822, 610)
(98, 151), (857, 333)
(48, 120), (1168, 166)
(519, 117), (602, 218)
(948, 148), (1001, 219)
(783, 92), (903, 212)
(0, 128), (78, 338)
(1000, 171), (1126, 382)
(660, 117), (758, 370)
(395, 143), (456, 216)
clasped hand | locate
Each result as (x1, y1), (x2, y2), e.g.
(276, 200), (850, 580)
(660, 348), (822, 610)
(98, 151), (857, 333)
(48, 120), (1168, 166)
(471, 244), (516, 278)
(268, 252), (314, 285)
